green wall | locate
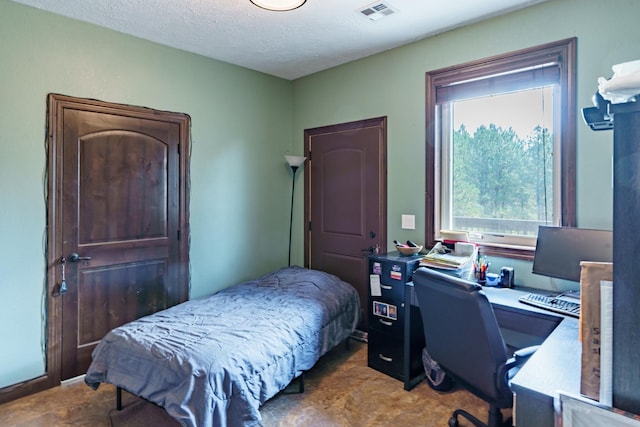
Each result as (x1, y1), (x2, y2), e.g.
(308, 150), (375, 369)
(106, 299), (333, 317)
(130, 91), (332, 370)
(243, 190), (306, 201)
(1, 0), (639, 391)
(0, 0), (295, 388)
(293, 0), (638, 291)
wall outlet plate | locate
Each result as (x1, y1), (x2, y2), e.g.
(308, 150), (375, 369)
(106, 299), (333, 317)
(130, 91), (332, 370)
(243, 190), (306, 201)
(401, 214), (415, 230)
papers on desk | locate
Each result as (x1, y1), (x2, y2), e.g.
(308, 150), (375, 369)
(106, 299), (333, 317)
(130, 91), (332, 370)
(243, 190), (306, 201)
(419, 242), (475, 270)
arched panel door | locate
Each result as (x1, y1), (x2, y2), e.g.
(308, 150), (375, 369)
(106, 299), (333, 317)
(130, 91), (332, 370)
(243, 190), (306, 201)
(305, 117), (387, 331)
(47, 94), (190, 380)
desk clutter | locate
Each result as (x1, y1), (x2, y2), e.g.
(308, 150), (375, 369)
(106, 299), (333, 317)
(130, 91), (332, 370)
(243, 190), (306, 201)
(393, 240), (423, 256)
(392, 238), (515, 288)
(419, 241), (475, 270)
(415, 240), (510, 287)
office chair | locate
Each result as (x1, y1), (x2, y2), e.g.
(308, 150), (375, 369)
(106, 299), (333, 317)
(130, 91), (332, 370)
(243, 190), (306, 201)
(412, 267), (538, 427)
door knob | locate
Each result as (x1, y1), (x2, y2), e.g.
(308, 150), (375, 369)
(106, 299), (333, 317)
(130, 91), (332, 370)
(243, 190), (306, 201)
(68, 252), (92, 262)
(361, 245), (380, 254)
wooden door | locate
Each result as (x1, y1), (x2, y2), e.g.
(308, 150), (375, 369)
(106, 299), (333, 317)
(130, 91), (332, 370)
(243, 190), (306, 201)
(304, 117), (387, 331)
(47, 94), (190, 380)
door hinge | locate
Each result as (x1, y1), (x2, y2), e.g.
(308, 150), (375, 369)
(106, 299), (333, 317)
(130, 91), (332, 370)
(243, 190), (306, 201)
(177, 229), (181, 240)
(308, 221), (312, 231)
(307, 151), (311, 161)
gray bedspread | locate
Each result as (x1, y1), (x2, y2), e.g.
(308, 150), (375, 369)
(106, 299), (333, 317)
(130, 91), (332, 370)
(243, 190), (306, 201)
(85, 266), (361, 427)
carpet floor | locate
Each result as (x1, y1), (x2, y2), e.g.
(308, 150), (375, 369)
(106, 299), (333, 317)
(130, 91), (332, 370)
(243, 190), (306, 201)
(109, 399), (180, 427)
(1, 341), (500, 426)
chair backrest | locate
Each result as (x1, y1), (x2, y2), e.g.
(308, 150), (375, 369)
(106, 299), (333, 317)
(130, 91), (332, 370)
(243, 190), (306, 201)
(412, 267), (510, 404)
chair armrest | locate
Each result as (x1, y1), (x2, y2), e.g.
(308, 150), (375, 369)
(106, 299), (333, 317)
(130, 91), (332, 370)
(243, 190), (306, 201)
(514, 345), (540, 362)
(505, 345), (540, 371)
(497, 345), (541, 393)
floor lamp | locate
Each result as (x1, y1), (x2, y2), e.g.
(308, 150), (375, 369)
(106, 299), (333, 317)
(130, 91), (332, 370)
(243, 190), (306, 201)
(285, 155), (307, 266)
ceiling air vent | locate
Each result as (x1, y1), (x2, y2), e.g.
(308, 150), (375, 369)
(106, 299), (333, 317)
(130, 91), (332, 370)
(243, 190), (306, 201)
(358, 1), (397, 21)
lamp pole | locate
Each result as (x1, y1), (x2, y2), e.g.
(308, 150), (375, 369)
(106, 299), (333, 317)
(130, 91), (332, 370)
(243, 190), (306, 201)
(288, 165), (299, 266)
(285, 155), (307, 266)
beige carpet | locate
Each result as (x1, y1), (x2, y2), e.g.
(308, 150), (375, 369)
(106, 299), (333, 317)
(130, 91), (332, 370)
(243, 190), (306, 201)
(109, 399), (180, 427)
(109, 341), (496, 427)
(260, 341), (495, 427)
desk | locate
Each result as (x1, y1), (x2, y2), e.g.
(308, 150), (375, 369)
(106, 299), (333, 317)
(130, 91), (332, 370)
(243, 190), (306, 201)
(483, 287), (580, 427)
(407, 283), (580, 427)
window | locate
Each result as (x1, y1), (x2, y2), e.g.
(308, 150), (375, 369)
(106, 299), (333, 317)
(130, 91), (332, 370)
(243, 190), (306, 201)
(425, 39), (576, 259)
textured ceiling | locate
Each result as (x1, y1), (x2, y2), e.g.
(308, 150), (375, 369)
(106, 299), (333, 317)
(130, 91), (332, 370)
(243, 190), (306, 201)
(10, 0), (547, 80)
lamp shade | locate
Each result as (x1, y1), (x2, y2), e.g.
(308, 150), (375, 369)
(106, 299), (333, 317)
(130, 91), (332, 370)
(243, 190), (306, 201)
(285, 155), (307, 168)
(250, 0), (306, 11)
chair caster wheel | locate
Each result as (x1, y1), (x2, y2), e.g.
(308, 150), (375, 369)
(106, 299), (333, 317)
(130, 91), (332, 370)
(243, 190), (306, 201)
(448, 416), (459, 427)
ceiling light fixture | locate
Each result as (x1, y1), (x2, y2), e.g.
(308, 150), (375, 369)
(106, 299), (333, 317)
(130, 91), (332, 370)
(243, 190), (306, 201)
(250, 0), (306, 11)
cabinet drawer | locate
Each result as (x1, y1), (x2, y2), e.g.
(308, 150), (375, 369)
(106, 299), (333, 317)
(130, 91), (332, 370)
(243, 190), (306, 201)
(369, 298), (404, 335)
(370, 274), (405, 301)
(368, 332), (404, 380)
(370, 258), (418, 286)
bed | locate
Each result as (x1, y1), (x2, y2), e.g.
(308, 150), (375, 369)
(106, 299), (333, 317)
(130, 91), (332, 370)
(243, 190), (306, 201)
(84, 266), (361, 427)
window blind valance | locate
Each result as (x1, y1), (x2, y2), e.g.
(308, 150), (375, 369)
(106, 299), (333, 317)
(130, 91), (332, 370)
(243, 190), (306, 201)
(435, 64), (560, 103)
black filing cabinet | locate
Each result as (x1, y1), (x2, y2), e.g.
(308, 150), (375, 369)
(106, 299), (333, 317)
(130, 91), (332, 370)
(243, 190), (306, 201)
(368, 252), (425, 390)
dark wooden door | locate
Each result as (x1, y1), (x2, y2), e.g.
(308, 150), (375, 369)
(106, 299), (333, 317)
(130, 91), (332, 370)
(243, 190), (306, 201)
(47, 94), (190, 380)
(304, 117), (387, 331)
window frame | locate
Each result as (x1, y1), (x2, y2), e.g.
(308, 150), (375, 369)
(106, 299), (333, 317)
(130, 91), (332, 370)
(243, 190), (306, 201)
(425, 38), (577, 261)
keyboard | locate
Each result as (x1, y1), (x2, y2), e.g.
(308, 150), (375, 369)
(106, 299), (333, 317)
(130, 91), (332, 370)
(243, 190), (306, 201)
(518, 293), (580, 318)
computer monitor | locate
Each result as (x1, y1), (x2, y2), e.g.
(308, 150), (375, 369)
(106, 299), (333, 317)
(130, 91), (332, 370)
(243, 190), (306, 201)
(532, 226), (613, 283)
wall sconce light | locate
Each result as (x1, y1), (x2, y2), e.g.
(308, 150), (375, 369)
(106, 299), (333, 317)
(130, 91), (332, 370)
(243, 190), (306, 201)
(250, 0), (307, 11)
(285, 155), (307, 266)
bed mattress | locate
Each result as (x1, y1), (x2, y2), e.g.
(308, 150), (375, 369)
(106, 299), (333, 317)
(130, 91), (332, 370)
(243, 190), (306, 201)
(85, 266), (361, 426)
